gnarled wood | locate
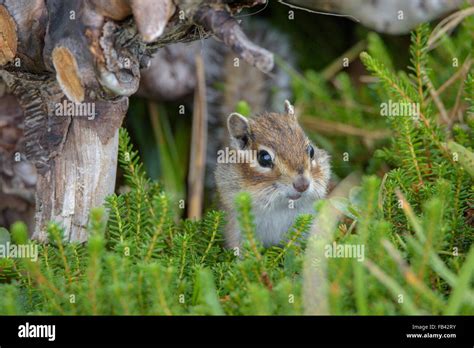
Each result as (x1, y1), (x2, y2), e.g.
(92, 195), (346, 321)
(52, 47), (85, 103)
(0, 0), (273, 241)
(0, 5), (17, 65)
(34, 98), (128, 242)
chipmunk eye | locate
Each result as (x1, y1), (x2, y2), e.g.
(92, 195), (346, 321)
(257, 150), (273, 168)
(307, 145), (315, 159)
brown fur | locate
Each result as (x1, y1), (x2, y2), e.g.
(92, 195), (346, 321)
(215, 102), (331, 248)
(239, 112), (316, 186)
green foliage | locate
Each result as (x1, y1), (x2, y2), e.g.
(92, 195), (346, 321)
(0, 129), (308, 315)
(326, 23), (473, 314)
(235, 100), (251, 117)
(125, 100), (189, 203)
(0, 23), (473, 316)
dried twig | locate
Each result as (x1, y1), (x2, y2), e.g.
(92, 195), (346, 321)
(194, 5), (274, 73)
(428, 6), (474, 51)
(301, 116), (391, 140)
(321, 40), (366, 81)
(187, 54), (207, 220)
(425, 76), (450, 124)
(434, 57), (472, 97)
(448, 56), (472, 126)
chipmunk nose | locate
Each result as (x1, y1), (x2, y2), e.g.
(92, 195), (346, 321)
(293, 176), (309, 193)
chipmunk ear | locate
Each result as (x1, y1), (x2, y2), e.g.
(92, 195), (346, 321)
(284, 100), (296, 120)
(227, 112), (250, 149)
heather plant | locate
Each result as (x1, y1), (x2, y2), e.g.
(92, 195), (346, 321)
(0, 22), (473, 315)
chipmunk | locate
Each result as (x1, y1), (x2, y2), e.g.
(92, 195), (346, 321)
(215, 100), (331, 249)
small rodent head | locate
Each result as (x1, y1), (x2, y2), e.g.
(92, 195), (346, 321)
(226, 100), (330, 207)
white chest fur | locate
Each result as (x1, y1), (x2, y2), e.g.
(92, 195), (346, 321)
(252, 200), (314, 247)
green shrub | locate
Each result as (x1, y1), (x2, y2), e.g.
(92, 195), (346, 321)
(0, 23), (473, 315)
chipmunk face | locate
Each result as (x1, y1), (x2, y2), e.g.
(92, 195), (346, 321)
(226, 100), (330, 209)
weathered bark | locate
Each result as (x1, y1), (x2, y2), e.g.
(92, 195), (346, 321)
(0, 69), (128, 241)
(0, 0), (274, 241)
(34, 99), (128, 242)
(0, 0), (47, 73)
